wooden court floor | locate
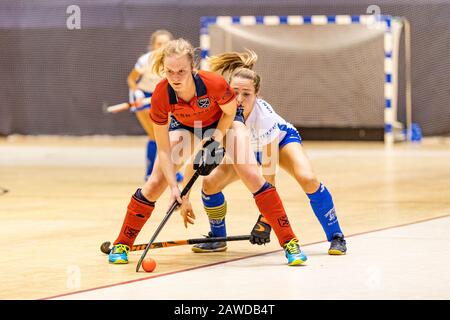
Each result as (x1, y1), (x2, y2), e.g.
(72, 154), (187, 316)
(0, 135), (449, 299)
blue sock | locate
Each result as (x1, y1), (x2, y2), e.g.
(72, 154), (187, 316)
(146, 140), (157, 179)
(307, 183), (343, 241)
(201, 190), (227, 237)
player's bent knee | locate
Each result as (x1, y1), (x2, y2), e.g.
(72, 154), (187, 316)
(142, 172), (167, 198)
(296, 171), (319, 189)
(233, 168), (265, 192)
(202, 177), (221, 195)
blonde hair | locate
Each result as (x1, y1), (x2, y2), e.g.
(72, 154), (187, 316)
(207, 49), (261, 93)
(152, 38), (195, 77)
(149, 29), (174, 48)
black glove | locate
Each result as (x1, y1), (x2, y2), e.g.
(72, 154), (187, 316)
(194, 137), (225, 176)
(249, 214), (272, 245)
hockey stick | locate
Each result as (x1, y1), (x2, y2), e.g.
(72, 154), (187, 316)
(135, 171), (200, 272)
(100, 235), (250, 254)
(136, 144), (225, 272)
(102, 97), (152, 114)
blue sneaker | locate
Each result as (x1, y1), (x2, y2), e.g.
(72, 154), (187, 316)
(192, 232), (227, 253)
(176, 172), (184, 183)
(283, 238), (307, 266)
(108, 244), (130, 264)
(328, 233), (347, 255)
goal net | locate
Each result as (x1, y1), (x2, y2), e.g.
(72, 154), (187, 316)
(200, 15), (406, 145)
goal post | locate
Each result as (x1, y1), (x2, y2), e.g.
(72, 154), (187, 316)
(200, 15), (410, 147)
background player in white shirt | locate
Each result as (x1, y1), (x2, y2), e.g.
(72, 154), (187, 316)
(127, 29), (182, 182)
(192, 50), (347, 255)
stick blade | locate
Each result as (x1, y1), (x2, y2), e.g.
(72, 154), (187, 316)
(106, 102), (130, 113)
(100, 241), (111, 254)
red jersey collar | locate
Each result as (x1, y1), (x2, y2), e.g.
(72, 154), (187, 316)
(167, 72), (207, 104)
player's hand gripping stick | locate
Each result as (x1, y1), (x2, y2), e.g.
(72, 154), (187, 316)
(136, 139), (225, 272)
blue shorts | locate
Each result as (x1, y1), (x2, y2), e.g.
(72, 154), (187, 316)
(279, 126), (302, 148)
(254, 126), (302, 165)
(168, 115), (218, 139)
(169, 106), (245, 140)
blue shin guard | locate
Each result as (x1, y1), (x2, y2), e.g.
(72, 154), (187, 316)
(307, 183), (343, 241)
(201, 191), (227, 237)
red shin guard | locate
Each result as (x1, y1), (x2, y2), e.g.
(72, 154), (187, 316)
(113, 195), (155, 247)
(254, 187), (296, 247)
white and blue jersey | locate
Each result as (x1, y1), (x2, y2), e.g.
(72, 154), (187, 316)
(245, 99), (302, 164)
(130, 51), (161, 108)
(134, 52), (161, 92)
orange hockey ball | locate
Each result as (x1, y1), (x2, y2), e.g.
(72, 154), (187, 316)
(142, 257), (157, 272)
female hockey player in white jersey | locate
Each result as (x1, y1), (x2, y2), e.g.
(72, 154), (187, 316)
(127, 29), (182, 182)
(187, 50), (347, 256)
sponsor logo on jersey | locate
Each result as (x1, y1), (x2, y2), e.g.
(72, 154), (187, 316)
(197, 97), (211, 108)
(170, 117), (180, 129)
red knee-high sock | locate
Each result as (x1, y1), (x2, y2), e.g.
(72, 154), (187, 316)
(114, 193), (155, 247)
(254, 187), (297, 247)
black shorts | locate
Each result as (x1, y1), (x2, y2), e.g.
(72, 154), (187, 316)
(168, 106), (245, 139)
